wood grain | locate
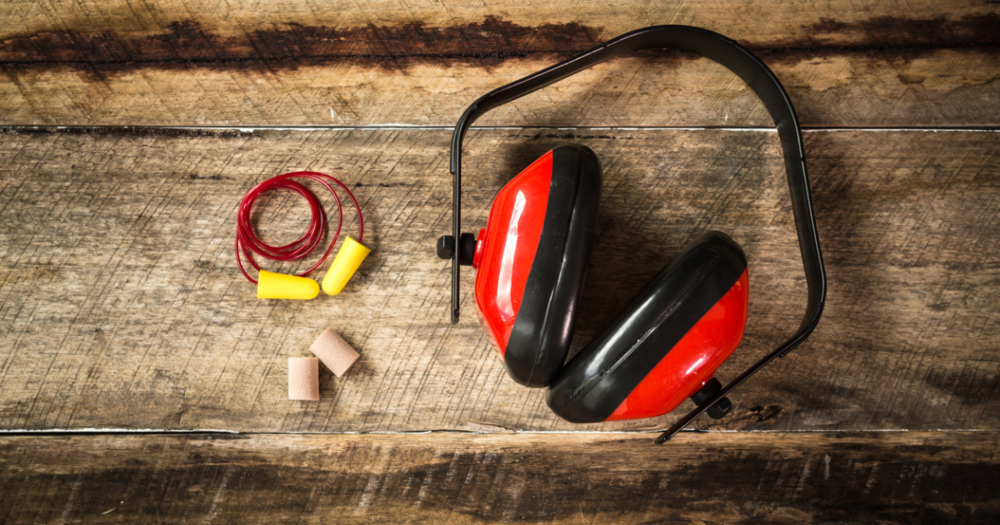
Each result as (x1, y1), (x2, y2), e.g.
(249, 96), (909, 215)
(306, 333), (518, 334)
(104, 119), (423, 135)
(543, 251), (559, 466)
(0, 127), (997, 433)
(2, 2), (996, 520)
(0, 0), (997, 127)
(1, 431), (999, 524)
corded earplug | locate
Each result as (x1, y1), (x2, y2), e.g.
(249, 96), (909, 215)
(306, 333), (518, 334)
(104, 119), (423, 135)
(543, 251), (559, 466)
(257, 270), (320, 300)
(322, 237), (370, 295)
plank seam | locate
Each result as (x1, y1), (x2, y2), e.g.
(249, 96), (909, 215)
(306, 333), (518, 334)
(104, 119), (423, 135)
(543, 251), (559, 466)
(2, 125), (999, 133)
(0, 428), (997, 436)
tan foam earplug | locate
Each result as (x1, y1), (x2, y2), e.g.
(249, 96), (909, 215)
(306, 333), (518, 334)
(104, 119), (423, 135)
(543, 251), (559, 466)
(288, 357), (320, 400)
(310, 328), (360, 377)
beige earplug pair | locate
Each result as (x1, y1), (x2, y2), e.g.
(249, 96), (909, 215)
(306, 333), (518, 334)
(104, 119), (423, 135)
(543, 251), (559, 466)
(288, 328), (360, 400)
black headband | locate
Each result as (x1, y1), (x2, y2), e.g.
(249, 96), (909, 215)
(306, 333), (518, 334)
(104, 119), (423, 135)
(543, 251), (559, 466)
(446, 25), (826, 441)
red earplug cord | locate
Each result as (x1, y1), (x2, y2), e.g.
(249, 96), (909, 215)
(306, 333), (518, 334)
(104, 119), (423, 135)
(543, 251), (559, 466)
(235, 171), (364, 284)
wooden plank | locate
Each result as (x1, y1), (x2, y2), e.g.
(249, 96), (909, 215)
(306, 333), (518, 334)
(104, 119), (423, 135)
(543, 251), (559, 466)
(0, 128), (998, 433)
(1, 431), (998, 524)
(0, 0), (997, 127)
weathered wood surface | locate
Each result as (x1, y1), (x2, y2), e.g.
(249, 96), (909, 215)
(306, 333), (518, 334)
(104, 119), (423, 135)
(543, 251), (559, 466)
(2, 1), (999, 521)
(1, 0), (997, 127)
(1, 127), (997, 433)
(1, 432), (998, 524)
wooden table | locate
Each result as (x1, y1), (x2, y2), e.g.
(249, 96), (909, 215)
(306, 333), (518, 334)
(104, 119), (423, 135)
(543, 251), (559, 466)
(2, 1), (998, 523)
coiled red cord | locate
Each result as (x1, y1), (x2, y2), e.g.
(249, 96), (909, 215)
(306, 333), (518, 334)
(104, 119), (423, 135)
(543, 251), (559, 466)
(235, 171), (364, 284)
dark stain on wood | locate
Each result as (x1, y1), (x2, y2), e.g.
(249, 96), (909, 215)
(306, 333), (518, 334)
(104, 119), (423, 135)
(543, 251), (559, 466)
(770, 14), (1000, 63)
(0, 125), (253, 138)
(743, 404), (784, 423)
(188, 173), (231, 180)
(924, 369), (998, 406)
(804, 14), (999, 48)
(0, 17), (601, 80)
(1, 14), (997, 80)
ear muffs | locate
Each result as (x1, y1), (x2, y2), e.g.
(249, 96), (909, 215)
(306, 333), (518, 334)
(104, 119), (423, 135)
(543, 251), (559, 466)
(441, 26), (827, 442)
(546, 231), (749, 422)
(474, 145), (601, 387)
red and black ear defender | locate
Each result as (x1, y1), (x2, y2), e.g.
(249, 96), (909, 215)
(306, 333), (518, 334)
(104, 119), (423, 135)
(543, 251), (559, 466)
(436, 26), (827, 443)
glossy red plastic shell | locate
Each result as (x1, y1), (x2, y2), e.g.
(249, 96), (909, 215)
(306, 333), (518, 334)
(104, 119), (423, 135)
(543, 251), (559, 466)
(606, 269), (749, 421)
(474, 151), (553, 357)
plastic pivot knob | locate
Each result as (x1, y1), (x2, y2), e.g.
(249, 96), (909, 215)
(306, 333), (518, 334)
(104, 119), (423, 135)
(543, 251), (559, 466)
(257, 270), (320, 300)
(322, 237), (371, 295)
(436, 233), (476, 266)
(690, 378), (733, 419)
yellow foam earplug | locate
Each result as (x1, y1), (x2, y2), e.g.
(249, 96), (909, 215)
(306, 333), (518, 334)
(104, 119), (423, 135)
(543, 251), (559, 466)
(257, 270), (320, 300)
(322, 237), (371, 295)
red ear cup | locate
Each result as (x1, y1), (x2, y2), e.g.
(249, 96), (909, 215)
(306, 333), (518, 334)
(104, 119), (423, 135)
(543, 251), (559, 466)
(545, 231), (749, 422)
(473, 145), (601, 387)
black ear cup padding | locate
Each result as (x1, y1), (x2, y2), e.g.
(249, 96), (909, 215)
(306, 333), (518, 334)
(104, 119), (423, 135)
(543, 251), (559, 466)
(545, 231), (748, 422)
(504, 145), (602, 387)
